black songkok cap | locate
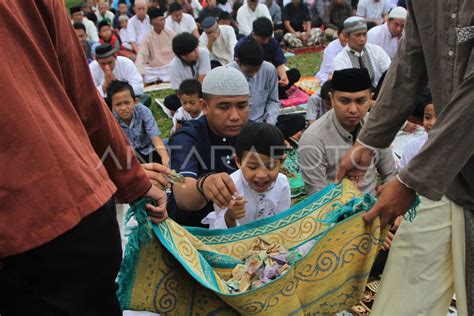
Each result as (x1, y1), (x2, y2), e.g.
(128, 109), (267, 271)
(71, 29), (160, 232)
(70, 6), (82, 15)
(235, 122), (286, 159)
(95, 43), (116, 59)
(331, 68), (372, 92)
(148, 8), (165, 20)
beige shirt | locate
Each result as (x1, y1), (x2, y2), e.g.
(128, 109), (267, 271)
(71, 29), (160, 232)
(136, 28), (175, 75)
(299, 109), (396, 195)
(357, 0), (474, 208)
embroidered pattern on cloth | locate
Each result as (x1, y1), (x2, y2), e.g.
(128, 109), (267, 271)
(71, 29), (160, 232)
(456, 25), (474, 43)
(348, 48), (375, 83)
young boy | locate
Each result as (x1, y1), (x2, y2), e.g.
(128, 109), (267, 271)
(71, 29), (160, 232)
(306, 79), (332, 125)
(98, 20), (120, 52)
(107, 80), (170, 166)
(202, 122), (291, 229)
(172, 79), (204, 133)
(398, 94), (437, 170)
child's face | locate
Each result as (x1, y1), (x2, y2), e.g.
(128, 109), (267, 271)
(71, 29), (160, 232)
(99, 25), (112, 41)
(179, 93), (203, 118)
(423, 103), (436, 132)
(120, 19), (128, 29)
(237, 151), (284, 193)
(111, 90), (137, 122)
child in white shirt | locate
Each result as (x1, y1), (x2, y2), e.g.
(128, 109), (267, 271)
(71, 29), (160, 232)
(172, 79), (204, 133)
(203, 122), (291, 229)
(398, 96), (437, 170)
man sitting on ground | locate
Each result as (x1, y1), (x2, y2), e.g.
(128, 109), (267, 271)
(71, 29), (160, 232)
(89, 43), (151, 107)
(322, 0), (352, 41)
(316, 22), (347, 84)
(198, 0), (223, 22)
(199, 17), (237, 68)
(235, 17), (302, 99)
(236, 0), (272, 36)
(356, 0), (391, 28)
(127, 0), (151, 54)
(299, 68), (396, 195)
(333, 16), (391, 87)
(135, 8), (175, 83)
(165, 2), (200, 38)
(73, 22), (99, 63)
(70, 5), (99, 42)
(282, 0), (322, 48)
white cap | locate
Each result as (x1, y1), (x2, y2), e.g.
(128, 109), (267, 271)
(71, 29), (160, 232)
(343, 16), (367, 34)
(202, 66), (249, 96)
(388, 7), (407, 20)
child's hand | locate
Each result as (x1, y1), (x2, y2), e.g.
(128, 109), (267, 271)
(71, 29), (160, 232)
(224, 195), (246, 227)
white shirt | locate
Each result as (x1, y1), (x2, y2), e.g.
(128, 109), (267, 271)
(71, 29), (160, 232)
(398, 132), (428, 171)
(202, 169), (291, 229)
(356, 0), (391, 23)
(96, 10), (115, 23)
(127, 15), (151, 45)
(236, 4), (272, 36)
(119, 28), (133, 50)
(367, 23), (400, 59)
(172, 107), (204, 133)
(89, 56), (144, 97)
(72, 18), (99, 42)
(165, 13), (197, 35)
(169, 47), (211, 89)
(199, 25), (237, 65)
(333, 43), (391, 87)
(315, 38), (345, 84)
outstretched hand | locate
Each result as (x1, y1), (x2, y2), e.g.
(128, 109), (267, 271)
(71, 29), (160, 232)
(335, 142), (374, 188)
(143, 185), (168, 224)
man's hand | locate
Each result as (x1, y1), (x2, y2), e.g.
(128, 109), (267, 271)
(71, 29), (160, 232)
(362, 178), (416, 227)
(102, 64), (116, 93)
(202, 172), (237, 208)
(335, 142), (374, 188)
(224, 196), (246, 227)
(278, 73), (290, 87)
(143, 185), (168, 224)
(142, 163), (170, 190)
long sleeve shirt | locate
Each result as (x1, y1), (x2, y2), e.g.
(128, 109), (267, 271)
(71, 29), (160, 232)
(127, 15), (151, 46)
(357, 0), (474, 208)
(228, 61), (281, 125)
(236, 4), (272, 36)
(367, 23), (400, 59)
(135, 28), (175, 75)
(315, 38), (345, 84)
(199, 25), (237, 65)
(299, 110), (396, 195)
(1, 0), (151, 258)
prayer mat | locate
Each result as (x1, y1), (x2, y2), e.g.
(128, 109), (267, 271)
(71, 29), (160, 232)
(281, 86), (310, 108)
(282, 148), (305, 198)
(117, 180), (390, 315)
(295, 76), (321, 95)
(286, 45), (326, 55)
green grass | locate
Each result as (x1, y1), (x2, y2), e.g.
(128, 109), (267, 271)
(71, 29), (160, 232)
(65, 0), (82, 9)
(149, 52), (323, 139)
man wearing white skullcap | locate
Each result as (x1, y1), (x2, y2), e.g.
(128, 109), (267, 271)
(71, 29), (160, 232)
(333, 16), (391, 87)
(367, 6), (407, 59)
(167, 66), (251, 227)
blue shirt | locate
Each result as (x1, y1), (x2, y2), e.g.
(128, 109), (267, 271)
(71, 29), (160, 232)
(113, 104), (160, 155)
(168, 116), (238, 227)
(234, 35), (287, 67)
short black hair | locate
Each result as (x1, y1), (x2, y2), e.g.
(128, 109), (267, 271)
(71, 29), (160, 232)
(98, 19), (111, 31)
(237, 39), (264, 67)
(218, 11), (231, 20)
(252, 17), (273, 38)
(172, 32), (199, 56)
(320, 79), (332, 101)
(422, 91), (433, 108)
(107, 80), (135, 101)
(73, 22), (86, 32)
(168, 2), (183, 13)
(178, 79), (203, 97)
(337, 22), (344, 33)
(235, 122), (285, 159)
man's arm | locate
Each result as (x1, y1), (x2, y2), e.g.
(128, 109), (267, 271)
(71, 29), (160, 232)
(376, 148), (397, 183)
(127, 20), (139, 54)
(124, 58), (145, 96)
(264, 65), (281, 125)
(298, 134), (329, 196)
(135, 37), (150, 76)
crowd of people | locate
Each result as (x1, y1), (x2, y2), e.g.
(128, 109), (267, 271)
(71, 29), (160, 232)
(1, 0), (472, 315)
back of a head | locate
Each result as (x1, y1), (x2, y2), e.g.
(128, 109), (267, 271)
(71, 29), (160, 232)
(235, 122), (285, 160)
(70, 5), (82, 16)
(320, 79), (332, 100)
(168, 2), (183, 14)
(172, 32), (199, 56)
(237, 40), (264, 67)
(178, 79), (203, 97)
(73, 22), (86, 32)
(252, 17), (273, 38)
(218, 11), (231, 20)
(107, 80), (135, 101)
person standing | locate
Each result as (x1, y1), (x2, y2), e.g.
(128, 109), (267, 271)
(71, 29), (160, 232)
(336, 0), (474, 314)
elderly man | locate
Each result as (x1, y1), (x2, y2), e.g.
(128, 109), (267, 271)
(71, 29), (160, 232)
(299, 68), (396, 195)
(0, 1), (166, 314)
(165, 2), (199, 38)
(128, 0), (151, 54)
(96, 1), (115, 24)
(199, 17), (237, 67)
(167, 66), (250, 227)
(89, 43), (151, 107)
(282, 0), (322, 48)
(333, 16), (391, 87)
(70, 5), (99, 42)
(236, 0), (272, 36)
(136, 8), (175, 83)
(367, 6), (407, 59)
(336, 0), (474, 314)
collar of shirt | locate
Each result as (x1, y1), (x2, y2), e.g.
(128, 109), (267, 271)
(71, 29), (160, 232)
(330, 110), (363, 143)
(348, 46), (365, 57)
(113, 108), (138, 129)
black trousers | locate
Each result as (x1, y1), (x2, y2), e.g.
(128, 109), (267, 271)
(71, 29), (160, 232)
(0, 199), (122, 316)
(278, 68), (301, 99)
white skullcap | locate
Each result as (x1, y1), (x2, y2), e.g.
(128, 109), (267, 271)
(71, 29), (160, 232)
(202, 66), (249, 96)
(343, 16), (367, 34)
(388, 6), (407, 19)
